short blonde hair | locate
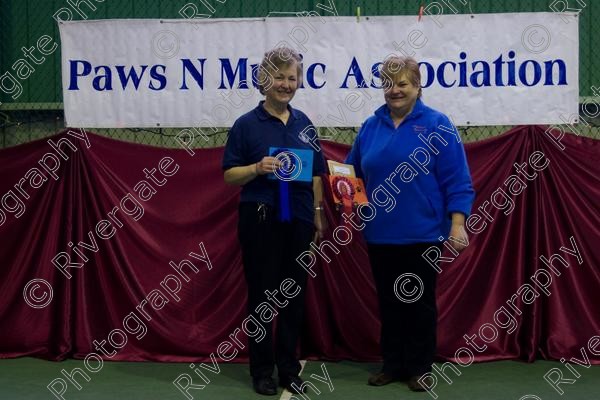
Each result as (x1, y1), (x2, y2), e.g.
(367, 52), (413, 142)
(257, 47), (303, 95)
(380, 56), (422, 98)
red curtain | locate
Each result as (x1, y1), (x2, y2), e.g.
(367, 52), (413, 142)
(1, 125), (599, 364)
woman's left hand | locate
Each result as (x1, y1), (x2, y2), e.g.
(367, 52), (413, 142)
(314, 209), (327, 242)
(449, 223), (469, 252)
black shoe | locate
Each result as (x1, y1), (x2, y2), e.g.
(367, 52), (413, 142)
(368, 372), (398, 386)
(252, 377), (277, 396)
(279, 375), (307, 394)
(367, 370), (410, 386)
(408, 375), (434, 392)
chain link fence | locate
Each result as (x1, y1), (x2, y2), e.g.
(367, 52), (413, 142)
(1, 0), (598, 149)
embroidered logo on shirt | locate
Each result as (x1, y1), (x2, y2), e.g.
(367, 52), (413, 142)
(298, 130), (311, 143)
(412, 125), (427, 134)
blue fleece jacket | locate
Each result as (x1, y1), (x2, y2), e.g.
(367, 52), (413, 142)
(345, 98), (475, 244)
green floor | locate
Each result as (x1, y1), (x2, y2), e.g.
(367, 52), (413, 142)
(1, 358), (598, 400)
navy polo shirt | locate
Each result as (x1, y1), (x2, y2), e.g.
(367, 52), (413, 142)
(222, 101), (326, 224)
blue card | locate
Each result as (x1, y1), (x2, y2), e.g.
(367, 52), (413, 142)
(268, 147), (314, 182)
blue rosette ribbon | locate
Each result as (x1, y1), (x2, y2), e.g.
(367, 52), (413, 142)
(271, 148), (296, 222)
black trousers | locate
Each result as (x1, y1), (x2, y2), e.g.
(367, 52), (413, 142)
(367, 243), (441, 377)
(238, 202), (313, 379)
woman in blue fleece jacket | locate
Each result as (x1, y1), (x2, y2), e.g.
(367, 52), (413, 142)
(345, 56), (474, 392)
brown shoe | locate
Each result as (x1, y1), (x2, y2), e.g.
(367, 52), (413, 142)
(408, 375), (433, 392)
(368, 372), (397, 386)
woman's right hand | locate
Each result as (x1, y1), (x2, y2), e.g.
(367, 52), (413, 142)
(255, 156), (282, 175)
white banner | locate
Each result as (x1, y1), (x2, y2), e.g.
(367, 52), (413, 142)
(60, 13), (578, 127)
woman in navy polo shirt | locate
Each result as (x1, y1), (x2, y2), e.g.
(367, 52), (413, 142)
(222, 47), (325, 396)
(345, 56), (474, 392)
